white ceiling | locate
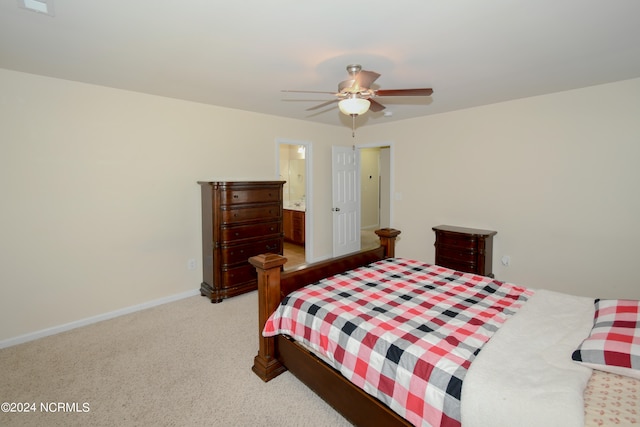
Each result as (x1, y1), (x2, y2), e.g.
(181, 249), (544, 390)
(2, 0), (640, 129)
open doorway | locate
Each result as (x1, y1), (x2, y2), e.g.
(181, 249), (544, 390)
(277, 139), (312, 270)
(330, 143), (393, 257)
(359, 145), (392, 250)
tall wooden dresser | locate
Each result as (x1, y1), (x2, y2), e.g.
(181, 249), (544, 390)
(199, 181), (285, 303)
(432, 225), (497, 278)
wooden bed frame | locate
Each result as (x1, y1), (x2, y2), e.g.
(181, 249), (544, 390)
(249, 228), (411, 426)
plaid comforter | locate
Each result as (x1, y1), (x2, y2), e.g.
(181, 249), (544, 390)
(263, 258), (533, 427)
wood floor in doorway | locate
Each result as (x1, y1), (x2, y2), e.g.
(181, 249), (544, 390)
(283, 229), (379, 271)
(283, 242), (306, 271)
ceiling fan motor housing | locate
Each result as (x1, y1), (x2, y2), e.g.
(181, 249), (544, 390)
(346, 64), (362, 76)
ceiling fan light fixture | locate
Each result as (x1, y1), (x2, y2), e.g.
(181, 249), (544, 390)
(338, 97), (370, 116)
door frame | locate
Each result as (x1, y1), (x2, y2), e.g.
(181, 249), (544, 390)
(276, 138), (313, 262)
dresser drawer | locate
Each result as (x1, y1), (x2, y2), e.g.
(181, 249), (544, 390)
(221, 264), (257, 287)
(221, 204), (281, 224)
(221, 221), (281, 241)
(220, 188), (282, 205)
(436, 232), (477, 250)
(220, 238), (283, 265)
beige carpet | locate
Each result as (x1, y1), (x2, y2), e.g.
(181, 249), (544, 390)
(0, 292), (352, 427)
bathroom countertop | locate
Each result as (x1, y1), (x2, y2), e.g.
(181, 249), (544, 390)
(283, 203), (305, 212)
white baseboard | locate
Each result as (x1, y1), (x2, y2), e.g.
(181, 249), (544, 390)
(0, 289), (200, 349)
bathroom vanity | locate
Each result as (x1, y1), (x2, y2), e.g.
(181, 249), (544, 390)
(283, 208), (305, 245)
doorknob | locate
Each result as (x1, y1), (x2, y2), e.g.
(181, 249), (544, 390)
(332, 207), (341, 212)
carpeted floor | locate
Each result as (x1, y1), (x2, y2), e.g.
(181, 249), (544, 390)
(0, 292), (352, 427)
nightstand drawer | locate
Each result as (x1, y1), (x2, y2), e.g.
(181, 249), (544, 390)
(436, 245), (477, 263)
(435, 255), (477, 274)
(436, 233), (477, 250)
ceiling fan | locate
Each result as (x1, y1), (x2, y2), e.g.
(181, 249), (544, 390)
(283, 64), (433, 136)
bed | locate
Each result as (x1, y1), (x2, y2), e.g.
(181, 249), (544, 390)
(249, 228), (639, 426)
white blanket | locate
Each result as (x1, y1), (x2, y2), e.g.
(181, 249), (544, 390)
(461, 289), (595, 427)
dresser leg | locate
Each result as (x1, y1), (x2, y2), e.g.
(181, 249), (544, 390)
(200, 282), (223, 303)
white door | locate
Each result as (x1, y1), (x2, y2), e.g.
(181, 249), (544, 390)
(332, 146), (360, 256)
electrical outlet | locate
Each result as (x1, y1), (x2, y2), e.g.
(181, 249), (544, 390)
(187, 259), (197, 270)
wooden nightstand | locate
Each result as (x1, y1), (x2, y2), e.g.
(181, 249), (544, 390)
(432, 225), (497, 278)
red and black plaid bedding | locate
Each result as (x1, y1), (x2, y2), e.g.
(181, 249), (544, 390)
(263, 258), (533, 427)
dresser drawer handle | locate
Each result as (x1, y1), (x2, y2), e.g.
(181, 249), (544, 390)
(233, 194), (239, 199)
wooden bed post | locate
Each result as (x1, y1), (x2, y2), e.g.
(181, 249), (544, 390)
(249, 253), (288, 382)
(375, 228), (401, 258)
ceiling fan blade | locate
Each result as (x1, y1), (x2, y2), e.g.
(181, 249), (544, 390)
(282, 89), (337, 95)
(306, 99), (339, 111)
(354, 70), (381, 90)
(375, 88), (433, 97)
(368, 99), (386, 112)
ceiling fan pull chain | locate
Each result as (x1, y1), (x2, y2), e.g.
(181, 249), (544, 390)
(351, 114), (356, 138)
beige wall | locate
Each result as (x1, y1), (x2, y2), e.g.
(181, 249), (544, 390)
(0, 69), (347, 344)
(360, 78), (640, 300)
(2, 68), (639, 345)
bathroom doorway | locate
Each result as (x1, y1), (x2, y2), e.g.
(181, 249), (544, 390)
(277, 139), (312, 269)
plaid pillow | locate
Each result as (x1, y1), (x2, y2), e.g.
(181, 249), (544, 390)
(572, 299), (640, 379)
